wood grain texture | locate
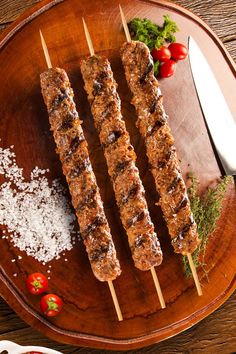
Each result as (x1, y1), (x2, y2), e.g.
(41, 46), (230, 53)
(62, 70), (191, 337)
(1, 292), (236, 353)
(174, 0), (236, 60)
(0, 0), (235, 353)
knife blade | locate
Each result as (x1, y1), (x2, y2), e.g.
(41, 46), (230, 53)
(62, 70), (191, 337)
(188, 36), (236, 175)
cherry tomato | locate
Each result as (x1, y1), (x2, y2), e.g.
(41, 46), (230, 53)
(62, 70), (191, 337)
(40, 294), (63, 317)
(168, 43), (188, 60)
(26, 273), (48, 295)
(151, 46), (171, 62)
(160, 60), (176, 78)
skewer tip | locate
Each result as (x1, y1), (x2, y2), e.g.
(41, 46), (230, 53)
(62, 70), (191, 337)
(108, 280), (123, 321)
(82, 17), (95, 57)
(150, 267), (166, 309)
(187, 253), (203, 296)
(39, 29), (52, 69)
(119, 4), (131, 43)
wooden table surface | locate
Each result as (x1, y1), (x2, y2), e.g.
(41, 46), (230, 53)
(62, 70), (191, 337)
(0, 0), (235, 353)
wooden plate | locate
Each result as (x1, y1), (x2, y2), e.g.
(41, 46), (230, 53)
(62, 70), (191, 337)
(0, 0), (235, 350)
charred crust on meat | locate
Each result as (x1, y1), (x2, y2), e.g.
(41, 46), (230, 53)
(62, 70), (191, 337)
(70, 135), (85, 152)
(146, 119), (165, 137)
(102, 130), (124, 148)
(90, 242), (112, 262)
(157, 148), (174, 169)
(58, 111), (77, 132)
(81, 216), (107, 239)
(92, 71), (108, 97)
(167, 175), (181, 193)
(112, 160), (130, 181)
(76, 188), (97, 212)
(140, 62), (153, 85)
(50, 88), (69, 112)
(126, 211), (145, 228)
(172, 219), (195, 244)
(149, 95), (163, 114)
(120, 184), (139, 206)
(69, 158), (90, 179)
(174, 197), (188, 214)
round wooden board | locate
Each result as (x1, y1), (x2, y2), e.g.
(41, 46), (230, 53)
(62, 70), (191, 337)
(0, 0), (235, 350)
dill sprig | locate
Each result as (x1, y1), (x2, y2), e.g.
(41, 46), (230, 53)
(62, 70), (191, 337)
(183, 173), (233, 277)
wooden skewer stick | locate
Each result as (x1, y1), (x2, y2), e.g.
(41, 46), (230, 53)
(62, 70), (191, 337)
(119, 5), (131, 43)
(81, 19), (123, 321)
(82, 18), (95, 57)
(39, 30), (52, 69)
(119, 5), (202, 297)
(150, 267), (166, 308)
(187, 253), (202, 296)
(108, 280), (123, 321)
(40, 29), (123, 321)
(119, 5), (166, 308)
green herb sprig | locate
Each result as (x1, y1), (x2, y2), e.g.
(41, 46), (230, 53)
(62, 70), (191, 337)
(128, 15), (179, 50)
(183, 173), (233, 277)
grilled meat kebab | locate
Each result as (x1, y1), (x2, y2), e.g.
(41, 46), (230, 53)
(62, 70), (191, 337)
(120, 41), (200, 255)
(81, 55), (163, 271)
(40, 67), (121, 281)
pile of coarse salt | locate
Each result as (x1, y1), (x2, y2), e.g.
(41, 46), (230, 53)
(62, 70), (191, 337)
(0, 144), (79, 263)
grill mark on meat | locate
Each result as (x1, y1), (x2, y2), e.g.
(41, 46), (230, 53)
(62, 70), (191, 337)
(140, 62), (153, 85)
(174, 197), (188, 214)
(146, 119), (165, 137)
(69, 158), (90, 179)
(149, 95), (163, 113)
(167, 175), (181, 193)
(62, 135), (85, 163)
(70, 135), (85, 152)
(81, 216), (106, 239)
(120, 184), (139, 205)
(50, 88), (69, 112)
(102, 130), (124, 148)
(58, 111), (77, 132)
(76, 188), (97, 212)
(92, 71), (108, 97)
(134, 236), (146, 247)
(157, 149), (173, 169)
(174, 219), (194, 243)
(127, 211), (145, 228)
(113, 160), (130, 180)
(90, 243), (112, 262)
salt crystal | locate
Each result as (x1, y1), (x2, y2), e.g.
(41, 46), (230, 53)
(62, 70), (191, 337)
(0, 144), (80, 263)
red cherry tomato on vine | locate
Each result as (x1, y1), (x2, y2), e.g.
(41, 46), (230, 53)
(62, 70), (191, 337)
(168, 42), (188, 60)
(40, 294), (63, 317)
(160, 60), (176, 78)
(151, 46), (171, 62)
(26, 273), (48, 295)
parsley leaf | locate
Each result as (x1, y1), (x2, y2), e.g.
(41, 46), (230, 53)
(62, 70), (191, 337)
(128, 15), (179, 51)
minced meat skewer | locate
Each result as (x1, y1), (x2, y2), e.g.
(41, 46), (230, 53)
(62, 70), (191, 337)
(120, 40), (200, 255)
(81, 55), (163, 271)
(40, 67), (121, 282)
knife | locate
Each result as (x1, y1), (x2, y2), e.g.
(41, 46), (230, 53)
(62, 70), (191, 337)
(188, 36), (236, 175)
